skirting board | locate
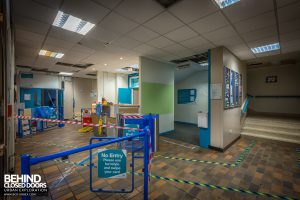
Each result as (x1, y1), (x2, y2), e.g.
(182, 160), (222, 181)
(209, 135), (241, 152)
(160, 130), (175, 136)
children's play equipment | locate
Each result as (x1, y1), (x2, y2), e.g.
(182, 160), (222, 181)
(17, 106), (64, 137)
(18, 87), (64, 137)
(78, 108), (93, 133)
(19, 114), (158, 200)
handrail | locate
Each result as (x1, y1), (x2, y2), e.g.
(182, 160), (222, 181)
(247, 94), (300, 98)
(242, 97), (250, 113)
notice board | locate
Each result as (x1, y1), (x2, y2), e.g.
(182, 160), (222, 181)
(224, 67), (242, 109)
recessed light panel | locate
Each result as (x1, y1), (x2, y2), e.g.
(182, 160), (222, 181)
(215, 0), (240, 8)
(251, 43), (280, 54)
(59, 72), (73, 76)
(39, 50), (64, 58)
(52, 11), (95, 35)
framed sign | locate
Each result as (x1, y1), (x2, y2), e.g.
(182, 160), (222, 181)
(98, 149), (127, 178)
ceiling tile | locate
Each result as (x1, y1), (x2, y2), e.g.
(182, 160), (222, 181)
(189, 11), (229, 34)
(99, 12), (139, 34)
(14, 16), (51, 35)
(61, 0), (110, 24)
(60, 51), (91, 63)
(255, 50), (280, 58)
(112, 37), (142, 49)
(92, 0), (122, 9)
(13, 0), (57, 24)
(86, 26), (120, 43)
(115, 0), (163, 24)
(191, 43), (215, 54)
(70, 44), (96, 55)
(133, 44), (156, 54)
(277, 1), (300, 22)
(280, 30), (300, 43)
(203, 26), (238, 42)
(144, 12), (184, 34)
(281, 40), (300, 53)
(162, 43), (194, 57)
(44, 37), (75, 51)
(241, 25), (277, 42)
(146, 36), (175, 48)
(33, 0), (62, 10)
(15, 28), (44, 46)
(15, 44), (40, 58)
(222, 0), (274, 23)
(51, 65), (81, 73)
(279, 18), (300, 34)
(79, 37), (106, 52)
(168, 0), (218, 23)
(276, 0), (299, 8)
(126, 26), (160, 42)
(48, 27), (84, 43)
(247, 36), (279, 48)
(164, 26), (198, 42)
(226, 43), (250, 53)
(180, 36), (209, 49)
(234, 11), (276, 34)
(35, 56), (58, 67)
(214, 36), (244, 47)
(16, 56), (36, 66)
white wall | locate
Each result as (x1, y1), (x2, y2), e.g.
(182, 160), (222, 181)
(248, 64), (300, 115)
(19, 73), (61, 89)
(73, 77), (97, 113)
(223, 48), (247, 148)
(175, 71), (208, 124)
(140, 57), (175, 133)
(210, 47), (247, 149)
(18, 73), (98, 117)
(97, 72), (128, 104)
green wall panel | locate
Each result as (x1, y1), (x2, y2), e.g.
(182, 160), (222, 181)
(141, 82), (174, 114)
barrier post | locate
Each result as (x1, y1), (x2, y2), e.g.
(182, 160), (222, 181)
(18, 109), (23, 138)
(143, 129), (149, 200)
(21, 154), (31, 200)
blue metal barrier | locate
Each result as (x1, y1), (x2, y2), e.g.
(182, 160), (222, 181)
(21, 130), (150, 200)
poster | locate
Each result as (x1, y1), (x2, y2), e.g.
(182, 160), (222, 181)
(224, 67), (230, 108)
(224, 67), (242, 109)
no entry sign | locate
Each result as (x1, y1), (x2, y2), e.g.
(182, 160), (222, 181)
(98, 149), (127, 178)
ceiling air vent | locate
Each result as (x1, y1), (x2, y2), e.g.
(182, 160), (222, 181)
(121, 67), (139, 72)
(73, 63), (94, 69)
(248, 62), (263, 66)
(16, 65), (32, 69)
(86, 73), (97, 76)
(155, 0), (182, 8)
(56, 62), (74, 67)
(56, 62), (94, 69)
(31, 68), (59, 74)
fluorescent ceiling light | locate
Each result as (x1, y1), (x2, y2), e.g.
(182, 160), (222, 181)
(199, 62), (208, 67)
(38, 50), (64, 58)
(53, 11), (95, 35)
(251, 43), (280, 54)
(215, 0), (240, 8)
(59, 72), (73, 76)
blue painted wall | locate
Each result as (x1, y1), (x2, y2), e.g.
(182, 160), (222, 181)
(118, 88), (132, 104)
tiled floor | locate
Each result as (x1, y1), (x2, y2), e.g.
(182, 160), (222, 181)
(163, 122), (199, 145)
(14, 124), (300, 200)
